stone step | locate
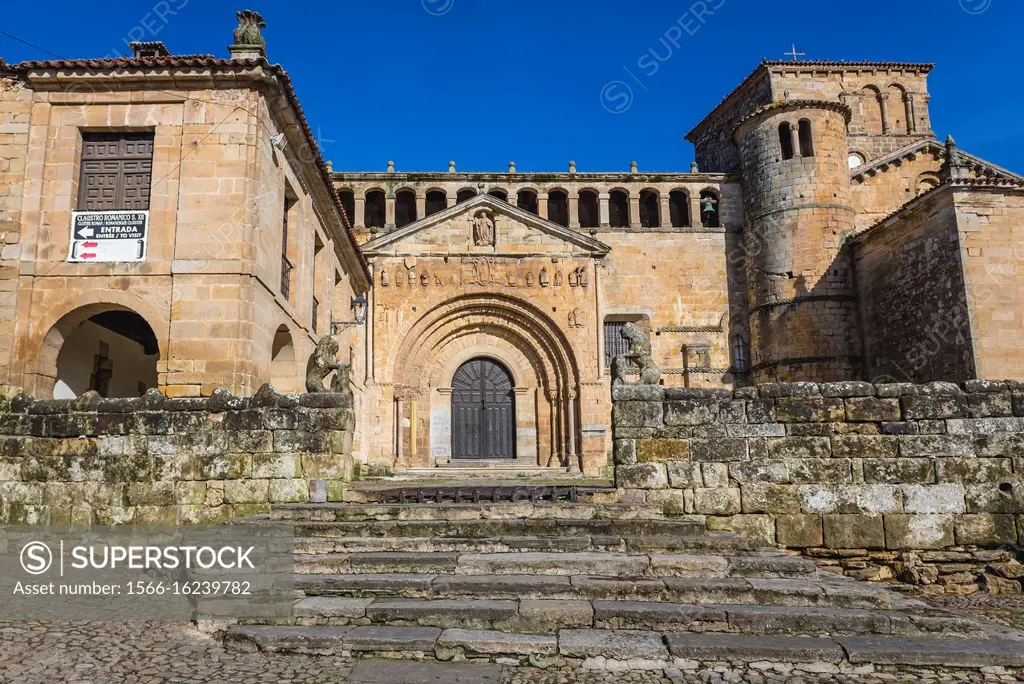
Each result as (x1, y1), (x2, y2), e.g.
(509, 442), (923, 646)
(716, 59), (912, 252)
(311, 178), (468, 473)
(289, 596), (982, 638)
(270, 502), (665, 522)
(294, 532), (754, 555)
(294, 551), (816, 578)
(225, 625), (1024, 668)
(289, 518), (706, 539)
(291, 573), (893, 608)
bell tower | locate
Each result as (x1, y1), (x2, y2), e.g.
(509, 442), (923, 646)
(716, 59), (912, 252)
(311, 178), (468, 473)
(734, 99), (861, 382)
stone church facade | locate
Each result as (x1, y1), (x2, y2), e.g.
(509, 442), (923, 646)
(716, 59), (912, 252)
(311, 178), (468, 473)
(1, 22), (1023, 478)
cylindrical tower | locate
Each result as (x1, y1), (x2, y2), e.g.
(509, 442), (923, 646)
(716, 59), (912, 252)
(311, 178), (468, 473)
(734, 100), (861, 382)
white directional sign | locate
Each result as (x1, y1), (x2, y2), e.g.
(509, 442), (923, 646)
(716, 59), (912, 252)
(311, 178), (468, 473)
(67, 211), (149, 263)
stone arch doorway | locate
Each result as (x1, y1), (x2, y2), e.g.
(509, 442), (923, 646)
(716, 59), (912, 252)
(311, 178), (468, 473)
(451, 358), (516, 460)
(34, 303), (162, 399)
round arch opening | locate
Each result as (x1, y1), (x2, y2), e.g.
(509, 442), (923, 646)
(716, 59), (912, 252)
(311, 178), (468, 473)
(271, 325), (299, 394)
(51, 308), (159, 399)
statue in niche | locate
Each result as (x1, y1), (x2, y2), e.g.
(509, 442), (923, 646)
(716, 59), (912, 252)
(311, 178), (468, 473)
(539, 268), (550, 287)
(554, 271), (563, 287)
(568, 308), (584, 328)
(305, 334), (353, 403)
(420, 272), (429, 287)
(577, 267), (589, 287)
(612, 323), (661, 386)
(568, 270), (579, 287)
(473, 211), (496, 246)
(525, 271), (534, 287)
(380, 269), (389, 287)
(407, 269), (415, 286)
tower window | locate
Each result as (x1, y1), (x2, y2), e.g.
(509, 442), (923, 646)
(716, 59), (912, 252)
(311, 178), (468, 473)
(609, 190), (630, 228)
(699, 191), (720, 228)
(732, 334), (747, 372)
(779, 122), (795, 160)
(798, 119), (814, 157)
(669, 191), (690, 228)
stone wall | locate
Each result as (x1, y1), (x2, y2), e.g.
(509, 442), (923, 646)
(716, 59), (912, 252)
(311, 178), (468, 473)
(612, 380), (1024, 593)
(0, 386), (355, 525)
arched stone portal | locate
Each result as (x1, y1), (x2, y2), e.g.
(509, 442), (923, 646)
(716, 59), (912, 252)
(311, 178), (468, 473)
(388, 293), (580, 470)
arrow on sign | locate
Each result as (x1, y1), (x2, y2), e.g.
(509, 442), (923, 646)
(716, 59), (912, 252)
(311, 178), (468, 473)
(76, 227), (95, 239)
(80, 253), (97, 259)
(81, 242), (98, 248)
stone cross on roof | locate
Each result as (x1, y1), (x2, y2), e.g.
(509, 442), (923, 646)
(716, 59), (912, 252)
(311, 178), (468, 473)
(784, 43), (806, 62)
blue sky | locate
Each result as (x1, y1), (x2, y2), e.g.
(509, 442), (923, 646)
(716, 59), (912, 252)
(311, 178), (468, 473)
(2, 0), (1021, 173)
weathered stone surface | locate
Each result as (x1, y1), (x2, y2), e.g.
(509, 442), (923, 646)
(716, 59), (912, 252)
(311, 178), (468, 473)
(349, 661), (501, 684)
(648, 554), (730, 577)
(898, 435), (974, 458)
(819, 381), (875, 398)
(774, 398), (844, 423)
(741, 484), (800, 514)
(666, 633), (844, 663)
(636, 439), (689, 463)
(294, 597), (373, 619)
(689, 438), (748, 462)
(437, 628), (557, 655)
(344, 625), (442, 651)
(884, 514), (954, 549)
(664, 400), (718, 426)
(666, 461), (701, 488)
(692, 488), (741, 515)
(823, 515), (885, 549)
(767, 437), (830, 459)
(758, 383), (820, 398)
(862, 458), (934, 484)
(840, 636), (1024, 667)
(612, 439), (636, 465)
(366, 599), (518, 624)
(612, 401), (663, 428)
(593, 600), (727, 629)
(966, 392), (1014, 418)
(935, 457), (1012, 483)
(615, 462), (667, 489)
(955, 514), (1018, 545)
(901, 395), (967, 420)
(830, 435), (898, 459)
(725, 605), (889, 635)
(844, 397), (900, 422)
(775, 514), (823, 548)
(516, 600), (593, 630)
(458, 552), (648, 577)
(900, 484), (965, 514)
(559, 629), (669, 660)
(611, 385), (665, 402)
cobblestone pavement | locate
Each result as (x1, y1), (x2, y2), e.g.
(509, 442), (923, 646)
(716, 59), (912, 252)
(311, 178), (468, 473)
(1, 618), (1024, 684)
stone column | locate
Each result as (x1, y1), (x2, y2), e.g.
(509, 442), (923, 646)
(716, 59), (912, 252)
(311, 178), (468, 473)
(354, 194), (365, 230)
(568, 191), (580, 229)
(879, 95), (890, 134)
(508, 192), (518, 207)
(566, 388), (579, 473)
(599, 192), (610, 228)
(394, 397), (404, 466)
(907, 95), (918, 133)
(446, 194), (457, 209)
(628, 195), (640, 229)
(546, 389), (561, 467)
(538, 195), (549, 221)
(659, 194), (671, 228)
(690, 193), (702, 229)
(385, 192), (396, 229)
(415, 192), (426, 222)
(409, 399), (418, 465)
(595, 263), (605, 378)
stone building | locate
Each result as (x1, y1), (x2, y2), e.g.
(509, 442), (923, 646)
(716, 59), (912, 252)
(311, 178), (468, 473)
(335, 61), (1023, 476)
(2, 23), (1023, 478)
(0, 26), (370, 410)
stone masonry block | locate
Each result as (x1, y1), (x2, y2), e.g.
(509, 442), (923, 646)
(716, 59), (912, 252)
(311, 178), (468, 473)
(767, 437), (830, 459)
(776, 514), (824, 547)
(898, 435), (974, 458)
(690, 438), (747, 462)
(823, 514), (885, 549)
(269, 478), (310, 503)
(636, 439), (690, 463)
(664, 400), (718, 426)
(223, 479), (269, 504)
(774, 398), (844, 423)
(746, 399), (776, 423)
(884, 514), (954, 550)
(845, 398), (900, 422)
(830, 435), (898, 459)
(701, 462), (729, 488)
(955, 514), (1018, 545)
(967, 393), (1013, 418)
(613, 439), (637, 465)
(613, 401), (663, 428)
(667, 461), (701, 488)
(729, 460), (790, 484)
(789, 459), (852, 484)
(692, 488), (742, 515)
(798, 485), (902, 515)
(900, 484), (966, 514)
(612, 385), (664, 402)
(901, 395), (967, 420)
(862, 459), (935, 485)
(819, 381), (875, 398)
(741, 484), (800, 514)
(616, 463), (668, 489)
(719, 401), (746, 424)
(935, 458), (1013, 484)
(965, 480), (1023, 514)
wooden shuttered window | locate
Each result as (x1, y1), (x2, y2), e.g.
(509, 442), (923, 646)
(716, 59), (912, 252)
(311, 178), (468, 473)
(77, 133), (154, 211)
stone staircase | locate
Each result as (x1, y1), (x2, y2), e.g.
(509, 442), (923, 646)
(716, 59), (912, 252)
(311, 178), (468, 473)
(224, 490), (1024, 672)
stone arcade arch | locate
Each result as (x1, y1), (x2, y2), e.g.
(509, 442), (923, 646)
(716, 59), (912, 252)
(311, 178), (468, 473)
(388, 293), (581, 470)
(32, 300), (164, 399)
